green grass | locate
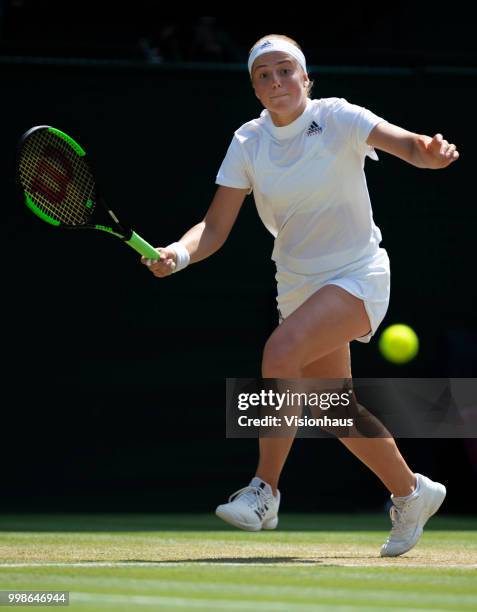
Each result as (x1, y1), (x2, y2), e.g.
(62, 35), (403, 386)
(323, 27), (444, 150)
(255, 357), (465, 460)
(0, 514), (476, 611)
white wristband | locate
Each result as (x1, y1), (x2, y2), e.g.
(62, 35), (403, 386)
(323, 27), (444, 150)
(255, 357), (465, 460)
(168, 241), (190, 273)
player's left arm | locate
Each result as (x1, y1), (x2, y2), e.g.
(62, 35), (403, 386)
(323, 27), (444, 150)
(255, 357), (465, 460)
(366, 121), (459, 169)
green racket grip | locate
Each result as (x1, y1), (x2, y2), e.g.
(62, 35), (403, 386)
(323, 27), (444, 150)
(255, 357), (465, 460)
(125, 231), (162, 259)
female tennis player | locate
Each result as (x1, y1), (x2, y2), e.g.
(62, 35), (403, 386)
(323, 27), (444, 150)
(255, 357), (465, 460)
(142, 34), (459, 557)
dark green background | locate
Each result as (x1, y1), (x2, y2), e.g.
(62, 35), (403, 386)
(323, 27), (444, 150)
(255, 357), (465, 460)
(2, 60), (476, 512)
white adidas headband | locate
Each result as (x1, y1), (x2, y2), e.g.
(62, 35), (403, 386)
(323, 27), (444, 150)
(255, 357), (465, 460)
(248, 38), (307, 76)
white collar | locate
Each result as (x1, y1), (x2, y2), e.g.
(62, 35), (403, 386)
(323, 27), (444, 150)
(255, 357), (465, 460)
(261, 98), (314, 141)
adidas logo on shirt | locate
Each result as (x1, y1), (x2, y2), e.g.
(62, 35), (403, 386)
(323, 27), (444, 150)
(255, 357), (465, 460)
(306, 121), (323, 136)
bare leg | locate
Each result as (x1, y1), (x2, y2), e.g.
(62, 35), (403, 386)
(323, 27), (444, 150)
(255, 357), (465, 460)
(257, 286), (366, 495)
(256, 438), (294, 495)
(302, 328), (416, 497)
(258, 285), (416, 498)
(339, 438), (416, 496)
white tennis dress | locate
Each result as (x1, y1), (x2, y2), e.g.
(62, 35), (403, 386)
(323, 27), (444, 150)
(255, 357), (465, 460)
(216, 97), (390, 343)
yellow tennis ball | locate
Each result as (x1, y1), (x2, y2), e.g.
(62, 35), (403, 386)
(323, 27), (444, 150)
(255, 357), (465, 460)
(378, 324), (419, 364)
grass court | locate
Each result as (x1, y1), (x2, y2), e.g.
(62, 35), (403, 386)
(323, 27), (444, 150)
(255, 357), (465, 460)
(1, 513), (476, 611)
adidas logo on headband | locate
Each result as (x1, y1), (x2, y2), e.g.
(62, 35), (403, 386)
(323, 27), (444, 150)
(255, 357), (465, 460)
(248, 38), (307, 75)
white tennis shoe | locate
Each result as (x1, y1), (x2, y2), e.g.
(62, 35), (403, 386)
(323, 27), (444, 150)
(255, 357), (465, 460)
(381, 473), (446, 557)
(215, 477), (280, 532)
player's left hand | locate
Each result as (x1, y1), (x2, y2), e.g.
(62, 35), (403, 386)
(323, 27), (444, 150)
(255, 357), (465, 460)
(417, 134), (459, 169)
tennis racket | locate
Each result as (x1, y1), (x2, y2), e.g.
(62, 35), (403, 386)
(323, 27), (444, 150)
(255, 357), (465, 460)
(16, 125), (162, 261)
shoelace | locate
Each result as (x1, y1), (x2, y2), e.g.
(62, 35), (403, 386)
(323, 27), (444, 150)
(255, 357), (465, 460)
(229, 486), (270, 516)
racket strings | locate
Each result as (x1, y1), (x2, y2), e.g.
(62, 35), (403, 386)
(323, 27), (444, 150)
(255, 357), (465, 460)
(19, 130), (96, 226)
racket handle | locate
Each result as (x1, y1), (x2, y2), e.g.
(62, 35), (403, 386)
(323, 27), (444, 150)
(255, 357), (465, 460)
(125, 231), (161, 259)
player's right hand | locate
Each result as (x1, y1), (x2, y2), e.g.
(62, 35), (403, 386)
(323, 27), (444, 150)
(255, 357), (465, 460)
(141, 247), (177, 277)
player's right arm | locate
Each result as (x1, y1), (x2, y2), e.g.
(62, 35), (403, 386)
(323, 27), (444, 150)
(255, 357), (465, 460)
(142, 185), (249, 277)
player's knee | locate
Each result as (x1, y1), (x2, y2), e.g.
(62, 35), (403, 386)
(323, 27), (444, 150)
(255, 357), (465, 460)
(262, 328), (304, 377)
(349, 393), (391, 438)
